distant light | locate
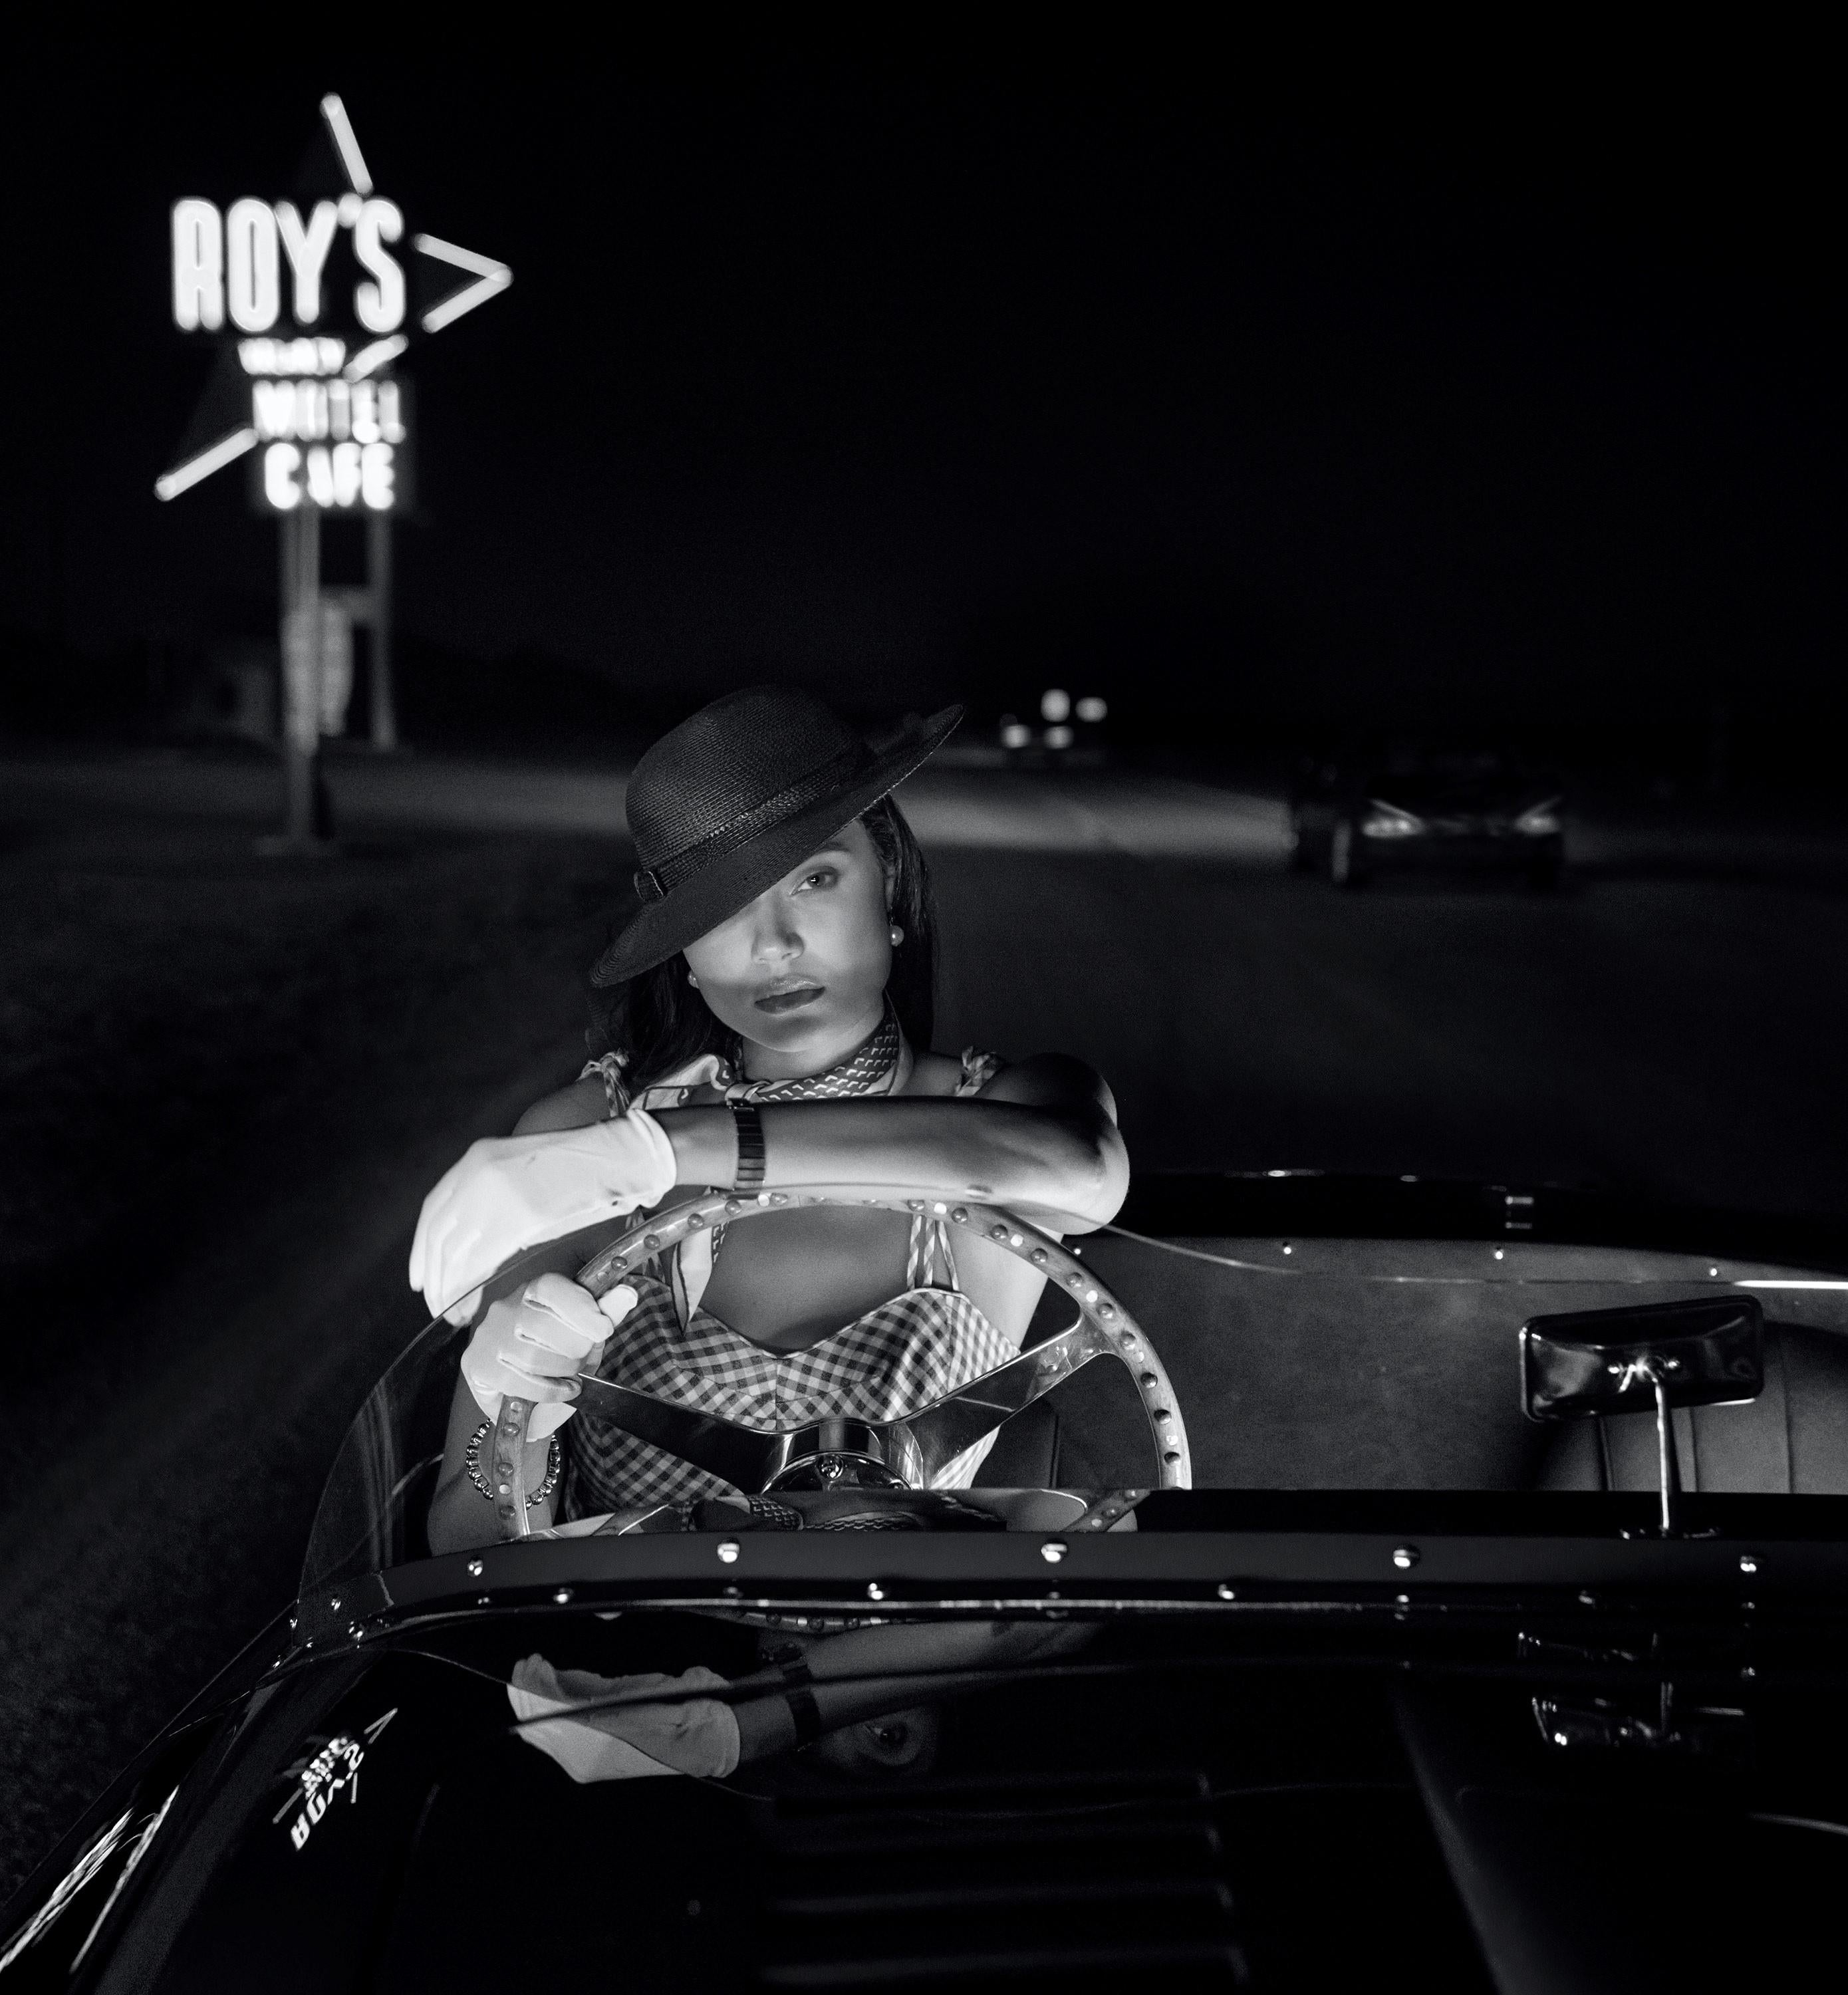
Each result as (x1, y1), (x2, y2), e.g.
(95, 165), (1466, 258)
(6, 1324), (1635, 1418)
(319, 94), (374, 196)
(1076, 696), (1108, 724)
(353, 200), (406, 332)
(263, 442), (303, 509)
(1515, 799), (1563, 836)
(1045, 724), (1075, 750)
(1000, 722), (1031, 749)
(155, 426), (259, 501)
(225, 198), (281, 332)
(1361, 801), (1422, 839)
(414, 231), (513, 332)
(1040, 688), (1071, 724)
(170, 200), (223, 331)
(344, 334), (407, 380)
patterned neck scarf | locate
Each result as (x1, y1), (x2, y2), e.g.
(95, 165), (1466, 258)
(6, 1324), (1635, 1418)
(726, 1001), (902, 1103)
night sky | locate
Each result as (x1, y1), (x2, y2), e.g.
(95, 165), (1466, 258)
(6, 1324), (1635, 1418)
(2, 48), (1838, 732)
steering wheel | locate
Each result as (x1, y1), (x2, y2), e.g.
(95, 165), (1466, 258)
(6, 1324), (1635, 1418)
(479, 1186), (1191, 1539)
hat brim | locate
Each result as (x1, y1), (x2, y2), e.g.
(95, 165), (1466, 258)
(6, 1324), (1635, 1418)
(590, 702), (962, 986)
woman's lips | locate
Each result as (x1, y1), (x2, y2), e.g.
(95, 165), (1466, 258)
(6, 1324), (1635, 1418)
(754, 984), (825, 1013)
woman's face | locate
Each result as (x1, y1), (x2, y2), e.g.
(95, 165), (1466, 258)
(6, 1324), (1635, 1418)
(683, 817), (893, 1073)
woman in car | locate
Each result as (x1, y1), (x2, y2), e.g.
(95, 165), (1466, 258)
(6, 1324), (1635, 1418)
(421, 686), (1128, 1552)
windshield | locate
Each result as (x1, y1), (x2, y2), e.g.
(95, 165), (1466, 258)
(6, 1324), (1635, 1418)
(302, 1203), (1848, 1593)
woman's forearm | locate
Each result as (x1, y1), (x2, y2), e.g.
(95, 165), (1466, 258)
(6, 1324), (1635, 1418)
(654, 1097), (1127, 1229)
(427, 1376), (557, 1555)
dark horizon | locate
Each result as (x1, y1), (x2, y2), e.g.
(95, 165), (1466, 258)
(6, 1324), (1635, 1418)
(1, 49), (1839, 735)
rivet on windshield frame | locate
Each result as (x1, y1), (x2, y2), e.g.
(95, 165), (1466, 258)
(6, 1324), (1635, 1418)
(1709, 1267), (1721, 1278)
(1031, 1248), (1049, 1265)
(990, 1224), (1008, 1240)
(466, 1559), (483, 1578)
(725, 1200), (742, 1216)
(716, 1541), (741, 1564)
(1392, 1546), (1419, 1570)
(1140, 1371), (1158, 1387)
(1281, 1244), (1292, 1255)
(1099, 1303), (1116, 1319)
(1740, 1555), (1760, 1575)
(1217, 1583), (1236, 1601)
(1494, 1249), (1504, 1261)
(1154, 1408), (1173, 1423)
(288, 1613), (298, 1629)
(329, 1596), (341, 1612)
(867, 1582), (886, 1601)
(771, 1193), (789, 1206)
(1578, 1590), (1596, 1607)
(1067, 1273), (1084, 1289)
(1041, 1540), (1067, 1563)
(1162, 1450), (1181, 1465)
(643, 1234), (660, 1250)
(951, 1208), (968, 1224)
(554, 1588), (573, 1605)
(1394, 1593), (1410, 1606)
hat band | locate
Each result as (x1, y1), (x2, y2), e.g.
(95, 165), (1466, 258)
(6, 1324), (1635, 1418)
(632, 742), (868, 904)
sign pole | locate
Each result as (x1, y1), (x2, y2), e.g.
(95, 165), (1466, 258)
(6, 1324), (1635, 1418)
(275, 506), (332, 849)
(367, 511), (398, 750)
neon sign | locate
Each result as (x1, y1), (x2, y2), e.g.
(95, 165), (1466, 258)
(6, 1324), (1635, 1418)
(156, 94), (509, 511)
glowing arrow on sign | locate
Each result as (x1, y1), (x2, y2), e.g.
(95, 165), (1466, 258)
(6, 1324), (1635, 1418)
(413, 235), (514, 334)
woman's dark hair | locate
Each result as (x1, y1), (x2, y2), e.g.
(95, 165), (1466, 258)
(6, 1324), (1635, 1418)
(588, 795), (937, 1092)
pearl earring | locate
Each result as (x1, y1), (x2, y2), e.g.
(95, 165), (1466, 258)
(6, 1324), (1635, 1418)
(686, 970), (700, 988)
(889, 924), (904, 946)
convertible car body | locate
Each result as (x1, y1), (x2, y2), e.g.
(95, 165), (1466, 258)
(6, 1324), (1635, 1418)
(7, 1172), (1848, 1992)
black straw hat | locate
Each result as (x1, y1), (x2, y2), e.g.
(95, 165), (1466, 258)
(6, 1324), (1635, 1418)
(591, 686), (962, 986)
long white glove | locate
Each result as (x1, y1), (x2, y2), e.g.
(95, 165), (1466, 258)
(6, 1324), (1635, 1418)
(409, 1109), (678, 1324)
(507, 1655), (741, 1781)
(460, 1273), (640, 1440)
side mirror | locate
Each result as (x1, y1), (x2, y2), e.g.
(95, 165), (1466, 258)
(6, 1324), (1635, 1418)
(1521, 1295), (1764, 1535)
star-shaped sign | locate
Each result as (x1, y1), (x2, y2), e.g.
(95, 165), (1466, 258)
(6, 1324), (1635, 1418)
(156, 94), (511, 502)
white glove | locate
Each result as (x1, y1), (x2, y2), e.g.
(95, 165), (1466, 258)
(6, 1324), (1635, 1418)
(460, 1273), (640, 1440)
(507, 1655), (741, 1781)
(409, 1109), (678, 1324)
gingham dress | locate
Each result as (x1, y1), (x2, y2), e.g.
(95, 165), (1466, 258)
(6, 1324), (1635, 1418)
(561, 1042), (1011, 1519)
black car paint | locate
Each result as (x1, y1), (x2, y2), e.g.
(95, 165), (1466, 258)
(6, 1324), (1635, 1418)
(9, 1173), (1848, 1990)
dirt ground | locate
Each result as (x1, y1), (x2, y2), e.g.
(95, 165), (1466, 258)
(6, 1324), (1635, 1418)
(0, 795), (630, 1899)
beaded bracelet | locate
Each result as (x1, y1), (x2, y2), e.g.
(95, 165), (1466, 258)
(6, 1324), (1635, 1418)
(465, 1420), (561, 1508)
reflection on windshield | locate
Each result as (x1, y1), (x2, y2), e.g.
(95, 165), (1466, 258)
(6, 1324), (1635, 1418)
(303, 1227), (1848, 1593)
(508, 1615), (1094, 1787)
